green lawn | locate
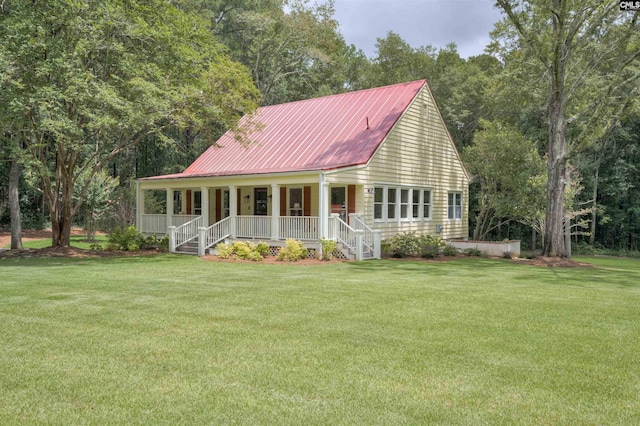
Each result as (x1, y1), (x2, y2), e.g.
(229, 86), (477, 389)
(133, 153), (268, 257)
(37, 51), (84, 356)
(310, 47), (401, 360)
(0, 255), (639, 425)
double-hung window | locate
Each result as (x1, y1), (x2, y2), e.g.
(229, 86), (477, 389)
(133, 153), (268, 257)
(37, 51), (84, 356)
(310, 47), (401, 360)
(374, 187), (384, 219)
(387, 188), (397, 219)
(448, 192), (462, 220)
(400, 189), (410, 219)
(422, 190), (431, 219)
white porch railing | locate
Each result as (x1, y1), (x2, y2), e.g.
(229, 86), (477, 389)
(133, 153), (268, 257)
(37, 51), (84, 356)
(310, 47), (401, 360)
(236, 215), (272, 239)
(329, 214), (356, 248)
(169, 216), (202, 252)
(171, 215), (200, 227)
(140, 214), (167, 234)
(349, 213), (382, 259)
(280, 216), (319, 240)
(198, 216), (232, 256)
(140, 214), (201, 234)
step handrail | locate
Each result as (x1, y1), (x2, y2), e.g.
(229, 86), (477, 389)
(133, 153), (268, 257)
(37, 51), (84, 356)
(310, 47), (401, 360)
(349, 213), (376, 255)
(198, 216), (232, 256)
(169, 216), (202, 253)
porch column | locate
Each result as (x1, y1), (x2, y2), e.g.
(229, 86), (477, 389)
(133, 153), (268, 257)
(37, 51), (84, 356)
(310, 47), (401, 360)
(229, 185), (237, 238)
(271, 183), (280, 240)
(200, 187), (209, 227)
(166, 188), (173, 228)
(136, 182), (144, 230)
(319, 179), (330, 239)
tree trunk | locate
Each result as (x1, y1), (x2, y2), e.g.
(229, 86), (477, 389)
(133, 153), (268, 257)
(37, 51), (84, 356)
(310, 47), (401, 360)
(50, 174), (74, 247)
(9, 156), (23, 250)
(542, 126), (568, 257)
(542, 4), (568, 258)
(531, 227), (536, 251)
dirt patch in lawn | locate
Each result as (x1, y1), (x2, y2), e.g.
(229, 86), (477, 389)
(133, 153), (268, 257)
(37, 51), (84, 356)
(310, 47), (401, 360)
(0, 228), (162, 259)
(0, 245), (162, 259)
(513, 256), (595, 268)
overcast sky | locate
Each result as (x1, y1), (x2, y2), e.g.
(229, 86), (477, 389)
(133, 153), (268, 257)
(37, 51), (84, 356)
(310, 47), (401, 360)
(333, 0), (504, 59)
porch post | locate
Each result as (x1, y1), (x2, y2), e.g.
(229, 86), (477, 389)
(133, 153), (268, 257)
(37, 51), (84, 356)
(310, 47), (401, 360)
(166, 188), (173, 228)
(373, 230), (382, 259)
(229, 185), (237, 238)
(319, 177), (330, 239)
(355, 229), (364, 261)
(136, 182), (144, 230)
(271, 183), (280, 240)
(201, 187), (209, 227)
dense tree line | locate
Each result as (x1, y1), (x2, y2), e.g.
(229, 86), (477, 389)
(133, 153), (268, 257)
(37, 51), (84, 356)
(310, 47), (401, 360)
(1, 0), (638, 254)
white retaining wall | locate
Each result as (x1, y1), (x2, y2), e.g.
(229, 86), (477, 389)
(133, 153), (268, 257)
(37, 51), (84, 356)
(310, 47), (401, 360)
(449, 240), (520, 257)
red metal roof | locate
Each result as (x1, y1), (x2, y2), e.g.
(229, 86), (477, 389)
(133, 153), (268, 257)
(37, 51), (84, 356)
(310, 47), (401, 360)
(144, 80), (427, 180)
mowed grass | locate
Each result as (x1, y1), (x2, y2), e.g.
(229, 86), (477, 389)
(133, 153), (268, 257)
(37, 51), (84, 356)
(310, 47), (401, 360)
(6, 235), (109, 250)
(0, 254), (639, 425)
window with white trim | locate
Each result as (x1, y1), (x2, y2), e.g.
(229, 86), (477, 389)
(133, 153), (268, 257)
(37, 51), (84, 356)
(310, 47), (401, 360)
(387, 188), (397, 219)
(400, 189), (410, 219)
(448, 192), (462, 220)
(374, 187), (384, 219)
(373, 185), (433, 222)
(422, 190), (431, 219)
(412, 189), (420, 219)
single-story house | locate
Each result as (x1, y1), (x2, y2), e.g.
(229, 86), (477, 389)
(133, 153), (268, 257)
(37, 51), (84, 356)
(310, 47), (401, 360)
(136, 80), (470, 259)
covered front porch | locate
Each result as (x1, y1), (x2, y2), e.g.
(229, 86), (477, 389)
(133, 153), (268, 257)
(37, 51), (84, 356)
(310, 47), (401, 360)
(136, 178), (380, 259)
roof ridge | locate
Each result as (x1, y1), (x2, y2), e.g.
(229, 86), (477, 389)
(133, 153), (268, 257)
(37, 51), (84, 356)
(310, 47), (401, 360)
(258, 79), (427, 110)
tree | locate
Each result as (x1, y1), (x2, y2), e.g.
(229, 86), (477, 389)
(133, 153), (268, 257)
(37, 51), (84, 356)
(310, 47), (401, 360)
(494, 0), (640, 257)
(201, 0), (346, 105)
(464, 120), (546, 240)
(0, 0), (259, 247)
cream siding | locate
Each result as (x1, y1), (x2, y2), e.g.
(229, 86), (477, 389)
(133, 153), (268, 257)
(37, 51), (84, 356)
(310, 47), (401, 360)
(325, 85), (469, 240)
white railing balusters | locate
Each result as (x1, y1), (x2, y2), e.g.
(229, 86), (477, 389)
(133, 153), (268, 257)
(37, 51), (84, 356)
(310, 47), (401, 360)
(140, 214), (167, 234)
(349, 213), (381, 258)
(171, 215), (201, 227)
(170, 216), (202, 252)
(236, 216), (271, 239)
(279, 216), (318, 240)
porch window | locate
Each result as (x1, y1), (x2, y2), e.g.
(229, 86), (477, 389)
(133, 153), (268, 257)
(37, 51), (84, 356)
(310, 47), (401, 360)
(289, 188), (303, 216)
(448, 192), (462, 220)
(193, 191), (202, 215)
(223, 190), (230, 218)
(173, 191), (182, 215)
(374, 187), (383, 219)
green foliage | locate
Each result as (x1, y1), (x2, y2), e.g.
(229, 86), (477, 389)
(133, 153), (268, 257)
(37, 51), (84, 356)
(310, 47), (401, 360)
(383, 232), (446, 258)
(464, 120), (546, 241)
(442, 245), (458, 257)
(277, 239), (307, 262)
(384, 231), (421, 258)
(215, 243), (234, 259)
(74, 169), (119, 241)
(108, 226), (143, 252)
(215, 241), (267, 261)
(256, 241), (270, 257)
(0, 0), (259, 247)
(419, 234), (445, 259)
(320, 238), (337, 261)
(463, 248), (484, 257)
(139, 234), (168, 252)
